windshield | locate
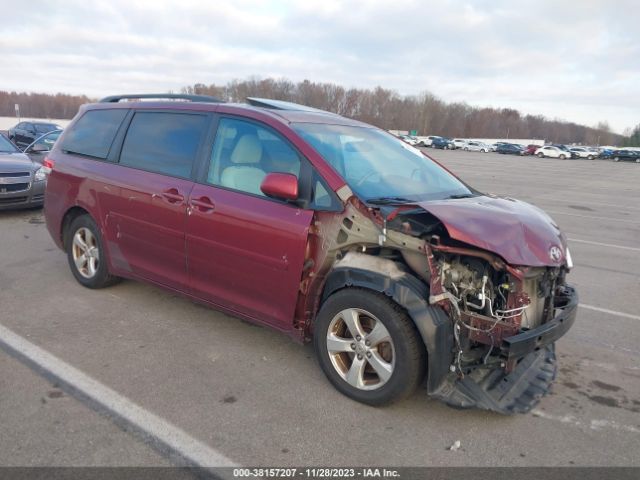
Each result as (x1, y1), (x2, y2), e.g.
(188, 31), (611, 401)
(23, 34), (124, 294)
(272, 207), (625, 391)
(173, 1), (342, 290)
(0, 135), (19, 153)
(34, 123), (58, 134)
(292, 123), (476, 202)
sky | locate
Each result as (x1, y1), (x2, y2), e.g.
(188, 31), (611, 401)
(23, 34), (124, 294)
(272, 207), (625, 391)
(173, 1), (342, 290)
(1, 0), (638, 134)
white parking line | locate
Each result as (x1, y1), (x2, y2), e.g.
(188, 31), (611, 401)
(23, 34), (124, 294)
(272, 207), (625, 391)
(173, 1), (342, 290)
(568, 238), (640, 252)
(531, 409), (640, 434)
(0, 322), (238, 473)
(545, 210), (640, 225)
(580, 304), (640, 322)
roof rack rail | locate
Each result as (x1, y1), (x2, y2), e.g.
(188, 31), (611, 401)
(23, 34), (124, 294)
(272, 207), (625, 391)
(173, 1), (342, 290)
(246, 97), (335, 114)
(99, 94), (224, 103)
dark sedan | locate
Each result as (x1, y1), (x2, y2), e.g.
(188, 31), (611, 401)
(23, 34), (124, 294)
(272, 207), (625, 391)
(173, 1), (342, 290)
(7, 121), (62, 149)
(23, 130), (62, 164)
(431, 137), (455, 149)
(0, 133), (47, 210)
(496, 143), (525, 155)
(611, 150), (640, 163)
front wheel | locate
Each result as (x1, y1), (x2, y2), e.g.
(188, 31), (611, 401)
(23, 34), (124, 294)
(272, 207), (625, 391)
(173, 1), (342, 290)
(314, 289), (425, 406)
(587, 155), (594, 160)
(614, 156), (620, 162)
(66, 215), (120, 289)
(537, 152), (544, 158)
(559, 154), (566, 159)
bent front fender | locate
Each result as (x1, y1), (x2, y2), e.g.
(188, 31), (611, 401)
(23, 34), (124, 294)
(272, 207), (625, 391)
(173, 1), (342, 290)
(322, 264), (453, 393)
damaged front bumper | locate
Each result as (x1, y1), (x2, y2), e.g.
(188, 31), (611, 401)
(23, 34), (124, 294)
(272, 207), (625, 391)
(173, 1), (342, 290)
(502, 284), (578, 361)
(430, 285), (578, 414)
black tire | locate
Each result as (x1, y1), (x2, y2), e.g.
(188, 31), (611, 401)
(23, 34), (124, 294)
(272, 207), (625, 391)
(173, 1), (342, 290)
(314, 288), (426, 406)
(65, 214), (120, 289)
(537, 152), (544, 158)
(614, 156), (619, 162)
(559, 154), (566, 159)
(587, 155), (594, 160)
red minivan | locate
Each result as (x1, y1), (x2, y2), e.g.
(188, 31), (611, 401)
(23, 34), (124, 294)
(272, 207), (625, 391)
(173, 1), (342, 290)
(44, 95), (578, 414)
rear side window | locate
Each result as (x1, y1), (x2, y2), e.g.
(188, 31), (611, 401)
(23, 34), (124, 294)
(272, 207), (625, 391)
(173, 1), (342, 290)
(119, 112), (207, 179)
(62, 109), (127, 159)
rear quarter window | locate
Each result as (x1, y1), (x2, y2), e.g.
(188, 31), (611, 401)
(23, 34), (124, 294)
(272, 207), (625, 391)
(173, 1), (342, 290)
(62, 109), (128, 159)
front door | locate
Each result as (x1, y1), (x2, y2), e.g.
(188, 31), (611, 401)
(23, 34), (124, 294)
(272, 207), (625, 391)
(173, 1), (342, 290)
(186, 116), (313, 329)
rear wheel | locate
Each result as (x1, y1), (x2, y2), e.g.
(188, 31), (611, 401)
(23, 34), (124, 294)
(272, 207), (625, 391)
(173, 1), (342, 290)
(587, 155), (594, 160)
(614, 156), (620, 162)
(66, 215), (120, 289)
(314, 289), (425, 406)
(559, 154), (566, 159)
(537, 152), (544, 158)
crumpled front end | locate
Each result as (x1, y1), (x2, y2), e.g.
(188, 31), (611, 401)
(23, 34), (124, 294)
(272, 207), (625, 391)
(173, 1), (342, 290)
(400, 204), (578, 414)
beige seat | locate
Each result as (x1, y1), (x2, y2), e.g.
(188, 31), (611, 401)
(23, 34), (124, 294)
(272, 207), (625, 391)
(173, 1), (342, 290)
(220, 134), (266, 195)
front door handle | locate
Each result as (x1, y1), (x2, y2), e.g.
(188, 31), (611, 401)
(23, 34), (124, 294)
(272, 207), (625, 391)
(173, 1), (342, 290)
(161, 188), (184, 204)
(190, 196), (215, 213)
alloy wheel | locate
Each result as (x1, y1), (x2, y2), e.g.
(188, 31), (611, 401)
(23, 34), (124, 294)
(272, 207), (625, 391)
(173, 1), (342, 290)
(326, 308), (395, 391)
(71, 227), (100, 279)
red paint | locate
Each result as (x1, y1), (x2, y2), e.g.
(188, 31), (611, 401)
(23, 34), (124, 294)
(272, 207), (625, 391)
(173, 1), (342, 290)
(260, 172), (298, 201)
(419, 196), (566, 267)
(186, 184), (313, 330)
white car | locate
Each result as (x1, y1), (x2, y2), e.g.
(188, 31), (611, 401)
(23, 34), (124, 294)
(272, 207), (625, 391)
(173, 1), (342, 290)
(569, 147), (598, 160)
(535, 146), (571, 159)
(398, 134), (420, 146)
(415, 135), (440, 147)
(463, 141), (490, 153)
(452, 139), (467, 149)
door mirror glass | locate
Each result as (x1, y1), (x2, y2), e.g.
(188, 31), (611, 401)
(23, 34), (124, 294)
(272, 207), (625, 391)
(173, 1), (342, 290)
(260, 172), (298, 201)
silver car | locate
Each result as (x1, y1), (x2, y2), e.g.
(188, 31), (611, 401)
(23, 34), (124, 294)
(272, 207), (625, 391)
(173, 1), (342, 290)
(463, 141), (491, 152)
(0, 133), (47, 210)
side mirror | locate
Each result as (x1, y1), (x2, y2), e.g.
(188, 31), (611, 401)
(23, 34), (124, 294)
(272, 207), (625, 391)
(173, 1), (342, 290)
(260, 172), (298, 201)
(30, 144), (49, 153)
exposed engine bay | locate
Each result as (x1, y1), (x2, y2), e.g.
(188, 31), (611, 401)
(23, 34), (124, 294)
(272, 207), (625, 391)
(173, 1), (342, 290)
(428, 247), (563, 374)
(300, 192), (578, 413)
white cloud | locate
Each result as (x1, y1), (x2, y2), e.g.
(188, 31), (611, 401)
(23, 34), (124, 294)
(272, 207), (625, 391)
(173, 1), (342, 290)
(0, 0), (637, 132)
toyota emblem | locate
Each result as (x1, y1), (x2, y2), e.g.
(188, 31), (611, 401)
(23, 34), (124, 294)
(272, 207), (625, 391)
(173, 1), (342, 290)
(549, 246), (563, 262)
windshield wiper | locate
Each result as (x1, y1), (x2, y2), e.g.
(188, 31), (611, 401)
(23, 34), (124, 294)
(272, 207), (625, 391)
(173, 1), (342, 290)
(365, 196), (416, 205)
(446, 193), (476, 199)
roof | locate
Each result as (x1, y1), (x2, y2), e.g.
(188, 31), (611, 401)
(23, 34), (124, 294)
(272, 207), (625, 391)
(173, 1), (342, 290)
(89, 94), (371, 128)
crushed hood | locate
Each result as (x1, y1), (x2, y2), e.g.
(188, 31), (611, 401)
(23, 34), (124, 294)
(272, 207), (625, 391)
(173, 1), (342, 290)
(417, 195), (567, 267)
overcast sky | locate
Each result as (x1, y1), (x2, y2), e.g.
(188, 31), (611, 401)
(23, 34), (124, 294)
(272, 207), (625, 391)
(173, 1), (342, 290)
(1, 0), (638, 133)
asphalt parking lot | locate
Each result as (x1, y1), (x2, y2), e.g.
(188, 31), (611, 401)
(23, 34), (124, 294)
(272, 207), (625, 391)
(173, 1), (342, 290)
(1, 150), (639, 467)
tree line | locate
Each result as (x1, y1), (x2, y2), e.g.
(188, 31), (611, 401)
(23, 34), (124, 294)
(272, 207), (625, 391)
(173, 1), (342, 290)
(1, 78), (634, 146)
(183, 78), (625, 146)
(0, 91), (92, 120)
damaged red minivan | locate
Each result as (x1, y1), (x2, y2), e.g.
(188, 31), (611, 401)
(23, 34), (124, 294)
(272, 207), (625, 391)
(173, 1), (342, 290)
(44, 95), (578, 414)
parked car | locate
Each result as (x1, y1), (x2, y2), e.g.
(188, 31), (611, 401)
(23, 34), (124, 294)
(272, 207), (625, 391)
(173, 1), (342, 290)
(535, 146), (572, 159)
(398, 134), (420, 146)
(598, 148), (614, 159)
(551, 144), (578, 159)
(490, 141), (510, 152)
(43, 94), (577, 414)
(523, 144), (540, 156)
(416, 135), (440, 147)
(452, 139), (467, 149)
(431, 136), (455, 149)
(23, 129), (63, 164)
(0, 133), (47, 210)
(7, 121), (62, 149)
(569, 147), (597, 160)
(496, 143), (525, 155)
(463, 141), (490, 153)
(611, 150), (640, 162)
